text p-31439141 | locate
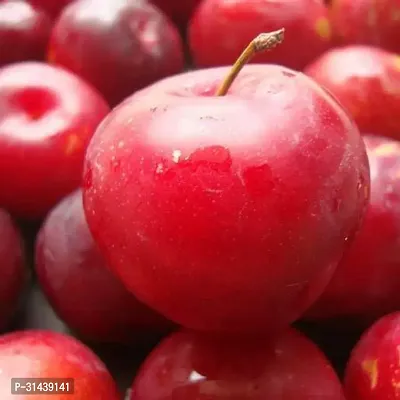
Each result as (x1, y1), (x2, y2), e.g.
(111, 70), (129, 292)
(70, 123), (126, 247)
(11, 378), (74, 394)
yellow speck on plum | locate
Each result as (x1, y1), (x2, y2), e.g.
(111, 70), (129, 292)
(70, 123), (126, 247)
(364, 183), (369, 200)
(47, 47), (56, 64)
(362, 359), (379, 389)
(391, 8), (400, 21)
(315, 17), (332, 40)
(65, 134), (82, 156)
(374, 143), (400, 157)
(392, 55), (400, 72)
(367, 4), (378, 28)
(329, 0), (341, 16)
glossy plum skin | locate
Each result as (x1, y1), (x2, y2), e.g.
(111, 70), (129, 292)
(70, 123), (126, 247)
(0, 62), (109, 219)
(0, 330), (120, 399)
(0, 0), (52, 67)
(189, 0), (332, 71)
(129, 328), (345, 399)
(329, 0), (400, 53)
(306, 135), (400, 325)
(35, 189), (173, 344)
(344, 312), (400, 400)
(48, 0), (185, 107)
(27, 0), (74, 18)
(151, 0), (201, 27)
(0, 209), (26, 331)
(305, 46), (400, 140)
(83, 64), (370, 335)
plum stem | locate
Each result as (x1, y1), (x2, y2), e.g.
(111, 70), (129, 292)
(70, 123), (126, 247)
(215, 29), (285, 96)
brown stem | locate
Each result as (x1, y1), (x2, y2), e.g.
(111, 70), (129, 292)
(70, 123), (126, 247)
(215, 28), (285, 96)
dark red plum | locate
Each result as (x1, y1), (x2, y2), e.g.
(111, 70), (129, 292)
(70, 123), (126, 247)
(0, 209), (26, 331)
(48, 0), (185, 106)
(129, 328), (345, 399)
(35, 189), (173, 344)
(0, 0), (52, 67)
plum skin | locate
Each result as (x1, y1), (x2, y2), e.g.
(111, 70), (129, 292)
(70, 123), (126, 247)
(306, 135), (400, 325)
(304, 45), (400, 141)
(151, 0), (201, 27)
(0, 209), (26, 331)
(28, 0), (74, 18)
(0, 0), (52, 67)
(35, 189), (173, 344)
(344, 312), (400, 400)
(0, 62), (110, 219)
(0, 330), (120, 399)
(329, 0), (400, 53)
(189, 0), (332, 70)
(129, 328), (345, 399)
(83, 64), (370, 335)
(48, 0), (185, 107)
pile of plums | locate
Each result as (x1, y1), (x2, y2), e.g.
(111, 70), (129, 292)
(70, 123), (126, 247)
(1, 0), (400, 398)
